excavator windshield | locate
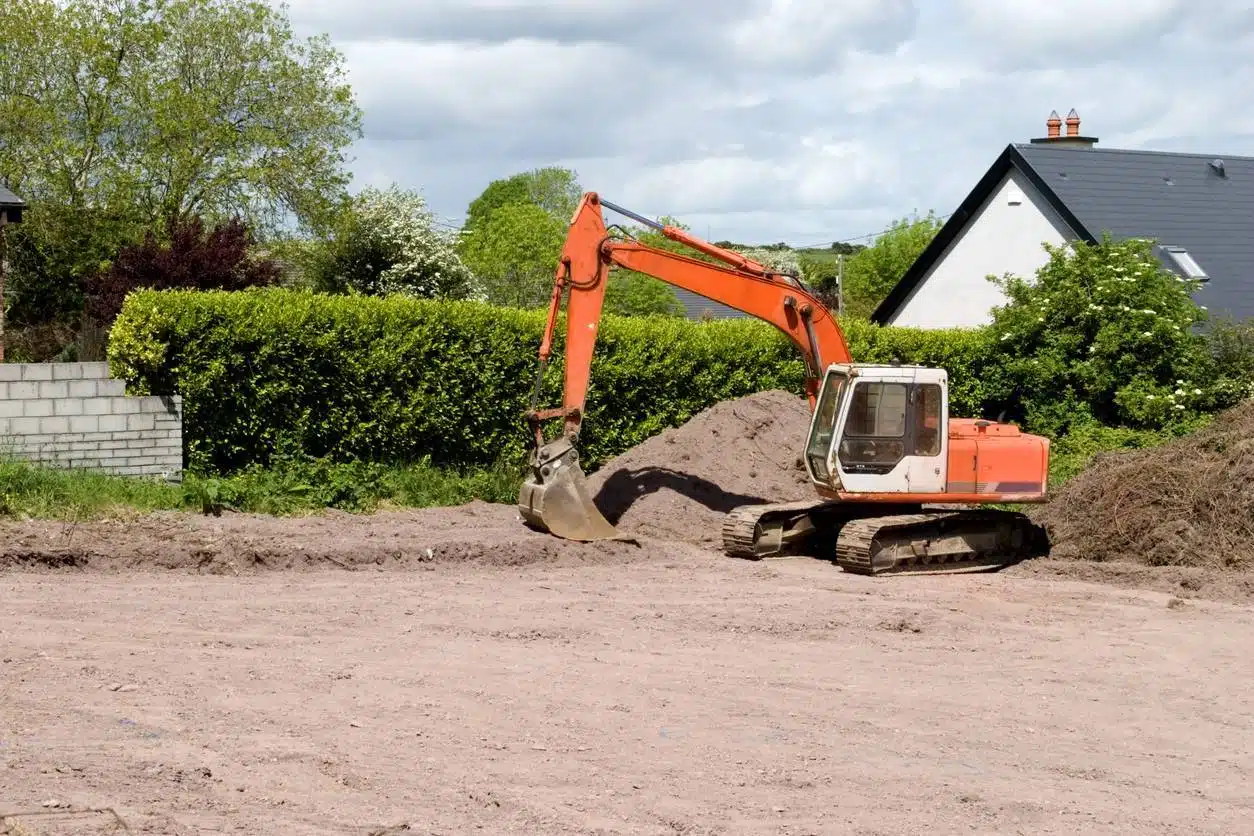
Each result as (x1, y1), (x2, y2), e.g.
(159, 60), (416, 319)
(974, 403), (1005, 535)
(804, 368), (848, 482)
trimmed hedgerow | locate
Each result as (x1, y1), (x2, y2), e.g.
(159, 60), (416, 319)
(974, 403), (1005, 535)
(108, 288), (994, 474)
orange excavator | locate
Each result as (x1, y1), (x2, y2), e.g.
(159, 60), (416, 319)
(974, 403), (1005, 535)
(518, 193), (1051, 575)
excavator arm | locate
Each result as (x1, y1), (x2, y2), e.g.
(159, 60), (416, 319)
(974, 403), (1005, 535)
(518, 192), (852, 541)
(525, 192), (851, 447)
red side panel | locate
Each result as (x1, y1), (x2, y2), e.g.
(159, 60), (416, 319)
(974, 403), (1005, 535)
(945, 421), (1050, 499)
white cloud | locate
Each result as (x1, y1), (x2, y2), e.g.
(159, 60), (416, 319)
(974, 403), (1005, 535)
(342, 38), (635, 131)
(957, 0), (1182, 49)
(727, 0), (917, 70)
(282, 0), (1254, 245)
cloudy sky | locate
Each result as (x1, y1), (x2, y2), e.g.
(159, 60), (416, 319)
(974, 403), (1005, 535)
(284, 0), (1254, 247)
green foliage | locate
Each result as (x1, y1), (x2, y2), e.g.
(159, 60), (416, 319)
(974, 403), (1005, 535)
(0, 455), (182, 518)
(604, 273), (685, 318)
(305, 184), (476, 299)
(841, 212), (944, 319)
(985, 234), (1244, 437)
(0, 453), (521, 520)
(0, 0), (362, 234)
(838, 318), (995, 418)
(462, 167), (582, 234)
(797, 250), (842, 310)
(179, 456), (522, 515)
(457, 202), (566, 308)
(108, 287), (1008, 477)
(0, 0), (361, 328)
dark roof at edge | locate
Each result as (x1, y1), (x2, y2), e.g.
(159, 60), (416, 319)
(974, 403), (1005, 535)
(870, 142), (1254, 323)
(0, 184), (25, 207)
(672, 287), (744, 319)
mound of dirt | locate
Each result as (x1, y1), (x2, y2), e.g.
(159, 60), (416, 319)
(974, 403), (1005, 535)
(1032, 400), (1254, 570)
(587, 389), (816, 546)
(0, 501), (653, 574)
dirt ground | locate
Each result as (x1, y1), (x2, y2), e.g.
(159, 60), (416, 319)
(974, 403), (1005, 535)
(3, 503), (1254, 835)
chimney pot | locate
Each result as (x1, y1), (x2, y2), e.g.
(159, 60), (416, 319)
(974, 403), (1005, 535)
(1046, 110), (1062, 138)
(1065, 108), (1081, 137)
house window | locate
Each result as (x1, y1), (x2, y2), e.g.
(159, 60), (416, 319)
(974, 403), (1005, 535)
(1161, 246), (1208, 281)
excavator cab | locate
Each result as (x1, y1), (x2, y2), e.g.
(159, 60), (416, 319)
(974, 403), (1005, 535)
(804, 364), (950, 496)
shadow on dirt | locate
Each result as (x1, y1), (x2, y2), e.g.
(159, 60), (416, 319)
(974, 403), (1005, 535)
(591, 466), (771, 524)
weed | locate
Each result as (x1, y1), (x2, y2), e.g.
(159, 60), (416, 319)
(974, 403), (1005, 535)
(0, 455), (523, 521)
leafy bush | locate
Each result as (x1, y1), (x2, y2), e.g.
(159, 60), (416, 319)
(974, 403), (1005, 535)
(986, 234), (1244, 436)
(840, 212), (944, 319)
(83, 213), (280, 326)
(306, 184), (476, 299)
(108, 288), (995, 475)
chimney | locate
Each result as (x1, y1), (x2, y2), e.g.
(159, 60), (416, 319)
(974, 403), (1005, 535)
(1030, 108), (1099, 148)
(1046, 110), (1062, 138)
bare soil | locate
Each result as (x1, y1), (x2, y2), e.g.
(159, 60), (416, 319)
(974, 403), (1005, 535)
(3, 390), (1254, 833)
(586, 390), (815, 546)
(3, 517), (1254, 835)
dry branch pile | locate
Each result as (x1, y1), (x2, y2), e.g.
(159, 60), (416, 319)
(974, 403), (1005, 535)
(1033, 400), (1254, 569)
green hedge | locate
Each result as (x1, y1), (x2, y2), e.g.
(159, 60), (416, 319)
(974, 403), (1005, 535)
(108, 288), (994, 475)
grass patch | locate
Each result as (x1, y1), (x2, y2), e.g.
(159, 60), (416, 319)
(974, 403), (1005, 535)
(0, 455), (524, 521)
(0, 457), (184, 519)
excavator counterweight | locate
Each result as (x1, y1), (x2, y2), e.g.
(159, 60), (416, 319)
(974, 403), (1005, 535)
(518, 192), (1051, 574)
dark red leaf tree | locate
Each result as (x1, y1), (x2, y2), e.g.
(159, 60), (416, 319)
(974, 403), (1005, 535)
(84, 213), (280, 325)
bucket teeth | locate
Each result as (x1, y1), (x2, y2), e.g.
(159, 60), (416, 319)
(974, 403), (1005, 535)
(518, 437), (622, 542)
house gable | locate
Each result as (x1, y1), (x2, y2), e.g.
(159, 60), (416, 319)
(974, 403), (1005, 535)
(874, 131), (1254, 327)
(880, 164), (1080, 328)
(871, 144), (1089, 326)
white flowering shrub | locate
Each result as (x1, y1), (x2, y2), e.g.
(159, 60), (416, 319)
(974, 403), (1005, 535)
(734, 247), (802, 278)
(986, 234), (1241, 435)
(314, 185), (480, 299)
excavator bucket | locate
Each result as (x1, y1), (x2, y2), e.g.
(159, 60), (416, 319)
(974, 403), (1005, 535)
(518, 435), (621, 541)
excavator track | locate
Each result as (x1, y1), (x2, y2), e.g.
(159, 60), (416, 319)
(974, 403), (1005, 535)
(834, 510), (1045, 576)
(721, 499), (837, 559)
(722, 502), (1047, 575)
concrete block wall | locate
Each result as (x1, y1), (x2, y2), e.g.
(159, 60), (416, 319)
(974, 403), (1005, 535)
(0, 362), (182, 478)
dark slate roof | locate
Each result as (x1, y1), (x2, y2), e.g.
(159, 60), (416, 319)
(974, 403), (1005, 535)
(871, 142), (1254, 323)
(0, 184), (25, 223)
(0, 184), (24, 205)
(672, 287), (745, 320)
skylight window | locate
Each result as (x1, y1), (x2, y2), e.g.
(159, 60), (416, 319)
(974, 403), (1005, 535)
(1161, 246), (1208, 281)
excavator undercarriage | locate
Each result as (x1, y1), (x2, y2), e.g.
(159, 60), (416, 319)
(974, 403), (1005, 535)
(720, 499), (1048, 575)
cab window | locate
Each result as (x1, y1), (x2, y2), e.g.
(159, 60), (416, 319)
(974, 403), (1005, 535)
(912, 383), (942, 456)
(805, 371), (845, 461)
(838, 381), (907, 469)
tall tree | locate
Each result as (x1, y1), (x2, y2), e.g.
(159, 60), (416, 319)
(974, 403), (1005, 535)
(840, 211), (944, 319)
(457, 202), (566, 308)
(0, 0), (362, 323)
(461, 167), (582, 234)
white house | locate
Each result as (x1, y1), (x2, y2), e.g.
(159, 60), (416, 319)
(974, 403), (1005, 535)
(872, 110), (1254, 329)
